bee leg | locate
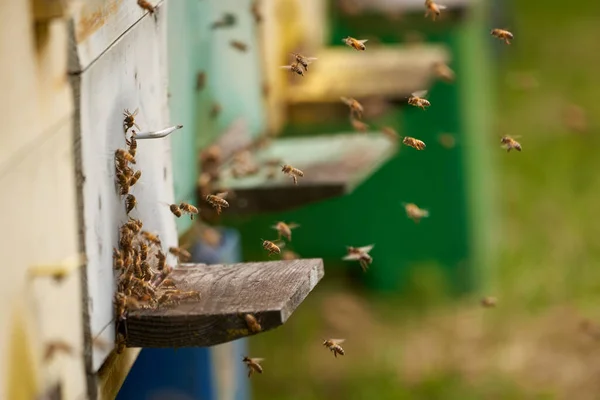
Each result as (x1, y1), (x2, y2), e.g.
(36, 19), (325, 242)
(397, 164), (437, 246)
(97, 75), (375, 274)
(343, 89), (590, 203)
(190, 214), (194, 220)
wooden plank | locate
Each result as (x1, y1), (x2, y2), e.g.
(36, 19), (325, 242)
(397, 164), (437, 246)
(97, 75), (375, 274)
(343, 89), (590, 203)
(212, 133), (397, 214)
(125, 259), (324, 347)
(286, 46), (450, 104)
(72, 6), (175, 372)
(69, 0), (161, 72)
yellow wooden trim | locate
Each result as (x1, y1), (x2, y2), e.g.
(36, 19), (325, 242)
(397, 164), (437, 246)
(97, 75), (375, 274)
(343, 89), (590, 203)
(97, 348), (141, 400)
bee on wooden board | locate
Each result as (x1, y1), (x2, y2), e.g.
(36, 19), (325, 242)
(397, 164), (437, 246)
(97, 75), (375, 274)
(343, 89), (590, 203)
(402, 202), (429, 223)
(179, 202), (199, 220)
(424, 0), (447, 21)
(323, 339), (345, 358)
(137, 0), (155, 14)
(432, 61), (455, 82)
(271, 221), (300, 242)
(250, 0), (262, 24)
(210, 103), (222, 119)
(230, 40), (249, 52)
(407, 90), (431, 110)
(281, 164), (304, 185)
(291, 53), (317, 72)
(280, 62), (305, 76)
(129, 170), (142, 186)
(205, 192), (229, 214)
(126, 131), (138, 158)
(123, 108), (140, 132)
(142, 231), (161, 246)
(350, 116), (369, 133)
(261, 239), (284, 257)
(169, 246), (191, 262)
(402, 136), (426, 150)
(342, 36), (368, 51)
(125, 194), (137, 215)
(500, 135), (522, 152)
(115, 148), (136, 164)
(491, 28), (514, 45)
(211, 13), (236, 29)
(196, 71), (206, 91)
(155, 250), (167, 271)
(242, 357), (264, 378)
(244, 313), (262, 333)
(340, 97), (364, 119)
(343, 244), (374, 272)
(481, 296), (498, 308)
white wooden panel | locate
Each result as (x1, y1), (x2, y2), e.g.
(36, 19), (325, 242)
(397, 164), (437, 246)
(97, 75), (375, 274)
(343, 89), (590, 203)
(76, 7), (176, 371)
(70, 0), (160, 71)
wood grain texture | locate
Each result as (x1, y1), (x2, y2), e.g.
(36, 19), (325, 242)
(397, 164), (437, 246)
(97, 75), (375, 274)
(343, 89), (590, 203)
(214, 133), (397, 214)
(285, 46), (450, 104)
(125, 259), (324, 347)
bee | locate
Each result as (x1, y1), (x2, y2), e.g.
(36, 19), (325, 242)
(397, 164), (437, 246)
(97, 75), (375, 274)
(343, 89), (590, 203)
(123, 108), (140, 132)
(210, 103), (222, 119)
(113, 248), (124, 270)
(137, 0), (155, 14)
(402, 202), (429, 223)
(271, 221), (300, 241)
(350, 116), (369, 133)
(261, 239), (283, 257)
(116, 172), (130, 195)
(291, 53), (317, 71)
(481, 296), (497, 308)
(250, 0), (262, 24)
(407, 90), (431, 110)
(342, 36), (368, 51)
(169, 246), (191, 262)
(244, 314), (262, 333)
(129, 170), (142, 186)
(196, 71), (206, 91)
(125, 194), (137, 215)
(179, 202), (199, 220)
(424, 0), (447, 21)
(281, 164), (304, 185)
(340, 97), (364, 119)
(438, 133), (456, 149)
(200, 226), (222, 247)
(44, 341), (75, 362)
(116, 333), (126, 354)
(142, 231), (161, 246)
(205, 192), (229, 214)
(432, 61), (455, 82)
(155, 250), (166, 271)
(343, 244), (374, 272)
(211, 13), (236, 29)
(115, 148), (136, 164)
(491, 28), (514, 45)
(126, 131), (138, 158)
(402, 136), (426, 150)
(230, 40), (249, 52)
(380, 126), (399, 141)
(242, 357), (264, 378)
(500, 135), (522, 152)
(323, 339), (345, 358)
(280, 62), (304, 76)
(167, 203), (182, 218)
(125, 218), (143, 233)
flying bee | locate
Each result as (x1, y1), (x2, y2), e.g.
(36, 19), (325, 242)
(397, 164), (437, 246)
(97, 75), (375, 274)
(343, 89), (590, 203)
(342, 36), (368, 51)
(281, 250), (299, 260)
(125, 194), (137, 215)
(205, 192), (229, 214)
(280, 62), (304, 76)
(340, 97), (364, 119)
(380, 126), (399, 141)
(500, 135), (522, 152)
(481, 296), (498, 308)
(211, 13), (236, 29)
(126, 131), (138, 158)
(491, 28), (514, 45)
(323, 339), (345, 358)
(424, 0), (447, 21)
(179, 202), (199, 220)
(402, 202), (429, 223)
(169, 246), (191, 262)
(137, 0), (155, 14)
(350, 116), (369, 133)
(115, 148), (136, 164)
(432, 61), (455, 82)
(167, 203), (182, 217)
(142, 231), (161, 246)
(261, 239), (284, 257)
(281, 164), (304, 185)
(271, 221), (300, 241)
(129, 170), (141, 186)
(242, 357), (264, 378)
(244, 314), (262, 333)
(44, 341), (75, 363)
(343, 244), (374, 272)
(402, 136), (426, 150)
(407, 90), (431, 110)
(251, 0), (262, 23)
(123, 108), (140, 132)
(291, 53), (317, 71)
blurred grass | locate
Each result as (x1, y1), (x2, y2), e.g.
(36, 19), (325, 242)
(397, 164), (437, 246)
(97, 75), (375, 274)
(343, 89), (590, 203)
(248, 1), (600, 399)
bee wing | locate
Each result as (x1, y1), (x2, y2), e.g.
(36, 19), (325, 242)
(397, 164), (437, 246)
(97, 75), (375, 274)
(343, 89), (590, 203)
(358, 39), (369, 44)
(216, 192), (228, 199)
(280, 65), (293, 70)
(288, 223), (300, 229)
(340, 96), (351, 105)
(305, 57), (318, 61)
(411, 90), (428, 98)
(273, 240), (286, 248)
(331, 339), (346, 344)
(343, 253), (362, 261)
(438, 4), (447, 9)
(357, 244), (375, 253)
(251, 358), (265, 362)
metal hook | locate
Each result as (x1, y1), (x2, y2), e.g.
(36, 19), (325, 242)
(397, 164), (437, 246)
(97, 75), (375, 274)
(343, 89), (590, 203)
(135, 124), (184, 140)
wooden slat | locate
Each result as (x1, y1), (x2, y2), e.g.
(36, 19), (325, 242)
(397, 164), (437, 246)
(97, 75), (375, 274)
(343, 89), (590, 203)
(125, 259), (324, 347)
(286, 46), (450, 104)
(213, 132), (397, 214)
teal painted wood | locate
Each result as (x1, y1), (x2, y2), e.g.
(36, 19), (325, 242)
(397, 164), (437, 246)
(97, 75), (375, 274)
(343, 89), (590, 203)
(167, 0), (266, 234)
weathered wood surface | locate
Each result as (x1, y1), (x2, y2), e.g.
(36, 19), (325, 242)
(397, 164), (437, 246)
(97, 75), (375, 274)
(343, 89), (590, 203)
(285, 46), (450, 104)
(125, 259), (324, 347)
(215, 133), (397, 214)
